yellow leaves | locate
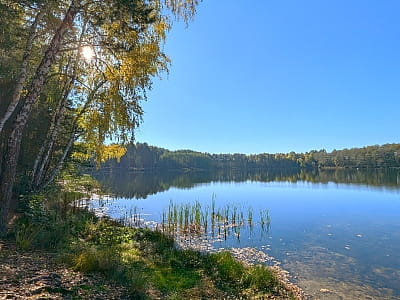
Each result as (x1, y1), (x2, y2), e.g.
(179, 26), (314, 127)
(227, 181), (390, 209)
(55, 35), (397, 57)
(101, 40), (169, 93)
(72, 142), (127, 167)
(71, 147), (91, 162)
(67, 0), (199, 168)
(154, 20), (170, 40)
(100, 144), (127, 163)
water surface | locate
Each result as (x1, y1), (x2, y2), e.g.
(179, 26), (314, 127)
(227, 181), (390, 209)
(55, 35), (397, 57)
(91, 168), (400, 299)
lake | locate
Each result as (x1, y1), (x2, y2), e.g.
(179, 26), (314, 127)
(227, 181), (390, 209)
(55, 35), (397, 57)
(90, 168), (400, 299)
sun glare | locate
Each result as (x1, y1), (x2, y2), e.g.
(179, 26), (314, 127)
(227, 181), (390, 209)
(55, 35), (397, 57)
(81, 45), (94, 62)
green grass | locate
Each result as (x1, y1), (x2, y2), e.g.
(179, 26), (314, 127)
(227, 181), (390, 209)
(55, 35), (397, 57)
(11, 174), (294, 299)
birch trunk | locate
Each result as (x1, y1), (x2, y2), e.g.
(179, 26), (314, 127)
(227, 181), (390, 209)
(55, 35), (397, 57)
(31, 78), (72, 189)
(40, 132), (77, 190)
(0, 9), (45, 134)
(0, 1), (80, 235)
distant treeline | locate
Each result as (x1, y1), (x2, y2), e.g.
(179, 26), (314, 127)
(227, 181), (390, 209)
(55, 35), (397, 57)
(100, 143), (400, 171)
(93, 168), (400, 199)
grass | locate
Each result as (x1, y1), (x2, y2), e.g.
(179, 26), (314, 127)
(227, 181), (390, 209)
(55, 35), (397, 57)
(10, 174), (295, 299)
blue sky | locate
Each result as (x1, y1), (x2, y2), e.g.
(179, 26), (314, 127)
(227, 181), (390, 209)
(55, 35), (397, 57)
(136, 0), (400, 154)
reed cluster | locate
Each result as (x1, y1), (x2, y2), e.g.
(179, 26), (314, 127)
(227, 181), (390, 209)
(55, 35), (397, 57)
(156, 199), (271, 243)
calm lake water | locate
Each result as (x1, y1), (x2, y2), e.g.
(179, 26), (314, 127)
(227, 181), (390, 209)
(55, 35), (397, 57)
(90, 168), (400, 299)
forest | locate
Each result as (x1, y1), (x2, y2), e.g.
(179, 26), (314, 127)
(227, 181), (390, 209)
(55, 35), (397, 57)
(99, 142), (400, 171)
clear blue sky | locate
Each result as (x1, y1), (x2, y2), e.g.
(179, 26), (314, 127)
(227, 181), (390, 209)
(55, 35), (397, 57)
(136, 0), (400, 154)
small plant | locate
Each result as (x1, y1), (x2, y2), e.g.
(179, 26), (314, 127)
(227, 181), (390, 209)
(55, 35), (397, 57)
(15, 223), (42, 250)
(245, 265), (281, 293)
(210, 251), (245, 291)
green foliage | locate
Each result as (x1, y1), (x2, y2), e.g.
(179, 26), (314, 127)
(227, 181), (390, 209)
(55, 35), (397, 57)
(72, 245), (121, 273)
(15, 222), (42, 250)
(14, 188), (95, 250)
(19, 195), (50, 225)
(245, 265), (281, 293)
(208, 251), (246, 290)
(84, 219), (135, 247)
(15, 194), (47, 249)
(152, 266), (200, 293)
(131, 228), (175, 252)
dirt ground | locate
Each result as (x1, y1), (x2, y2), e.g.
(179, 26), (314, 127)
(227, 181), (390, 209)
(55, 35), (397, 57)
(0, 240), (133, 299)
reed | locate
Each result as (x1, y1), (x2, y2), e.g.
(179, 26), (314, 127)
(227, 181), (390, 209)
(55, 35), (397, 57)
(157, 199), (271, 244)
(247, 207), (253, 227)
(259, 209), (271, 232)
(97, 196), (272, 246)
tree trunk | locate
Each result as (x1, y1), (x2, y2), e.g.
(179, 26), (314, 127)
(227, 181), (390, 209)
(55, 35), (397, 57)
(31, 78), (72, 190)
(0, 9), (45, 134)
(40, 132), (77, 190)
(0, 1), (80, 236)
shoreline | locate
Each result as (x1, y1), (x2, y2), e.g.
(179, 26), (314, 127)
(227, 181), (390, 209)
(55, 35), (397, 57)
(175, 236), (308, 300)
(83, 194), (308, 299)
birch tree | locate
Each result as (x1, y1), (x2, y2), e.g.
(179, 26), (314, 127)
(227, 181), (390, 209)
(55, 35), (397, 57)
(0, 0), (200, 235)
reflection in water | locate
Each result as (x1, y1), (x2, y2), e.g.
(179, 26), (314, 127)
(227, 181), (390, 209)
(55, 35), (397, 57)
(92, 168), (400, 199)
(90, 168), (400, 299)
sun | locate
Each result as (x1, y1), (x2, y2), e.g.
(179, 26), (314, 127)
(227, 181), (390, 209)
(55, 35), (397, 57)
(81, 45), (94, 62)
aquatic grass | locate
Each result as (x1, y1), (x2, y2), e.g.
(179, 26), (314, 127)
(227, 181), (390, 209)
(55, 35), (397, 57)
(179, 207), (183, 230)
(247, 207), (253, 227)
(231, 205), (237, 226)
(259, 209), (271, 232)
(211, 197), (216, 235)
(157, 200), (271, 244)
(234, 225), (241, 242)
(88, 195), (272, 246)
